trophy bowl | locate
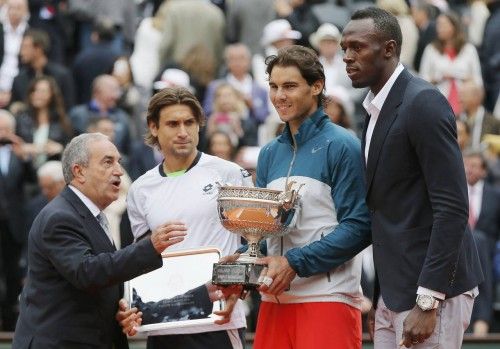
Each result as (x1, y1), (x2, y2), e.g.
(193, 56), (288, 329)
(212, 184), (301, 289)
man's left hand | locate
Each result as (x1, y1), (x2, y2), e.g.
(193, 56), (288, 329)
(213, 294), (239, 325)
(399, 306), (437, 347)
(256, 256), (296, 295)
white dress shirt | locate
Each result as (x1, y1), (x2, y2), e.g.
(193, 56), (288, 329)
(468, 180), (484, 221)
(68, 185), (114, 244)
(0, 144), (11, 175)
(362, 63), (404, 162)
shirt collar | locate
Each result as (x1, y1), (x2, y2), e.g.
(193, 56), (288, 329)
(363, 63), (404, 115)
(468, 180), (484, 193)
(68, 185), (101, 217)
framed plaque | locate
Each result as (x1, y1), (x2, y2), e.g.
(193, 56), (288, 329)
(125, 247), (222, 334)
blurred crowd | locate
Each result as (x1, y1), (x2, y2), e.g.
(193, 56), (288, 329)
(0, 0), (499, 338)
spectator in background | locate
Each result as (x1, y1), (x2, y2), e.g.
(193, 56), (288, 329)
(112, 56), (144, 140)
(129, 8), (164, 91)
(0, 109), (36, 331)
(15, 75), (72, 168)
(411, 0), (437, 72)
(27, 0), (68, 64)
(0, 0), (28, 108)
(69, 74), (131, 156)
(459, 79), (500, 148)
(206, 83), (256, 148)
(156, 0), (225, 70)
(72, 16), (120, 104)
(274, 0), (320, 49)
(324, 86), (355, 132)
(377, 0), (419, 69)
(419, 11), (483, 115)
(463, 149), (500, 337)
(11, 29), (75, 110)
(225, 0), (275, 55)
(480, 0), (500, 112)
(68, 0), (138, 54)
(206, 130), (235, 162)
(203, 43), (269, 135)
(22, 160), (65, 273)
(24, 160), (65, 238)
(252, 19), (302, 90)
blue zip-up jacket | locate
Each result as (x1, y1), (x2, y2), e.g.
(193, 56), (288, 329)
(257, 108), (372, 305)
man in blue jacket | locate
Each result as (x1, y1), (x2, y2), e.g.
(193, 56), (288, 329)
(250, 45), (371, 349)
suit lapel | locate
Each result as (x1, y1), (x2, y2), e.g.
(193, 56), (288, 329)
(365, 69), (412, 195)
(61, 187), (116, 251)
(361, 112), (370, 166)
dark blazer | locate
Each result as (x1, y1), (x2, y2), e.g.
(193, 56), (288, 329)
(13, 187), (163, 349)
(363, 68), (483, 312)
(0, 148), (36, 244)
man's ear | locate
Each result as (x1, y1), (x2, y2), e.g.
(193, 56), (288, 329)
(384, 40), (397, 59)
(72, 163), (86, 184)
(149, 121), (158, 137)
(312, 79), (324, 97)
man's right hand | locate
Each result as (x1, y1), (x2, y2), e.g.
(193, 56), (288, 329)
(116, 299), (142, 336)
(150, 221), (187, 254)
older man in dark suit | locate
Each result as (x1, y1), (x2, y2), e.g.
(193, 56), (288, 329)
(341, 7), (483, 348)
(13, 133), (187, 349)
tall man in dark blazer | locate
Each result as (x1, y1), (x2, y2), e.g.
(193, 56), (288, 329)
(341, 7), (483, 348)
(13, 133), (187, 349)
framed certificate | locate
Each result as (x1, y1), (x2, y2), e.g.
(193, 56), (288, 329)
(125, 247), (222, 334)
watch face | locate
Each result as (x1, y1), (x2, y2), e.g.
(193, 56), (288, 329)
(418, 295), (433, 310)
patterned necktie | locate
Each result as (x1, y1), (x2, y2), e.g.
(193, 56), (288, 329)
(97, 212), (114, 245)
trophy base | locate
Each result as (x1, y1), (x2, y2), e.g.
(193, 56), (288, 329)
(212, 262), (265, 289)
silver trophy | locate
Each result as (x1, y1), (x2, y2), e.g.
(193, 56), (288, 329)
(212, 182), (302, 289)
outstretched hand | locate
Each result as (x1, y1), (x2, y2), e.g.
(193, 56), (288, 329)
(150, 221), (187, 254)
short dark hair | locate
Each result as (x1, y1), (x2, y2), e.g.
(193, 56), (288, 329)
(351, 7), (402, 57)
(265, 45), (325, 107)
(145, 87), (205, 148)
(24, 29), (51, 55)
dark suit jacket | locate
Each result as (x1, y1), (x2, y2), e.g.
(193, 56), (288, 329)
(363, 68), (483, 312)
(0, 147), (36, 244)
(13, 187), (163, 349)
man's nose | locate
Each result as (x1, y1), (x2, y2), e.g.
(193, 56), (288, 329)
(178, 123), (188, 136)
(114, 162), (124, 176)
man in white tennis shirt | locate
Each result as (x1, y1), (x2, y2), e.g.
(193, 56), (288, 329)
(118, 87), (253, 349)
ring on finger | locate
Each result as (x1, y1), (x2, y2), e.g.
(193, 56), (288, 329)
(262, 276), (273, 287)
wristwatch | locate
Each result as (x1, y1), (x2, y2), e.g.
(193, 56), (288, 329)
(416, 294), (440, 311)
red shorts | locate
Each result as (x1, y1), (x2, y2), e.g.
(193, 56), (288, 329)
(253, 301), (362, 349)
